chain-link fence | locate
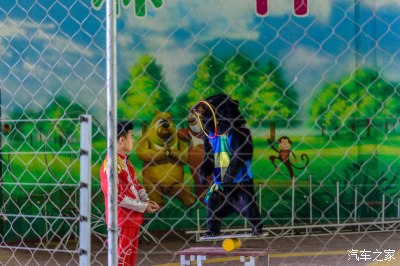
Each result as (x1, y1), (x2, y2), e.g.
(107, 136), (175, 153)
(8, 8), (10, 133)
(0, 116), (92, 265)
(2, 0), (400, 265)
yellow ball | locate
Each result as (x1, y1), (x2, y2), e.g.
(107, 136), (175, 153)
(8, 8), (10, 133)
(222, 238), (241, 252)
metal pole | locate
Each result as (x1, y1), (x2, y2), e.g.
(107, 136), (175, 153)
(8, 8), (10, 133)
(0, 108), (3, 241)
(398, 196), (400, 219)
(197, 208), (200, 232)
(355, 0), (361, 71)
(336, 182), (340, 224)
(106, 0), (118, 265)
(258, 184), (262, 215)
(382, 194), (385, 225)
(309, 175), (312, 225)
(291, 177), (295, 234)
(79, 115), (92, 266)
(354, 186), (358, 222)
(44, 200), (49, 244)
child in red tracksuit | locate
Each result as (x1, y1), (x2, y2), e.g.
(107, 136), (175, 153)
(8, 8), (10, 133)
(100, 121), (160, 266)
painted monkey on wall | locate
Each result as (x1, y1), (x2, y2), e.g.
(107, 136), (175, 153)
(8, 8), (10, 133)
(267, 135), (309, 179)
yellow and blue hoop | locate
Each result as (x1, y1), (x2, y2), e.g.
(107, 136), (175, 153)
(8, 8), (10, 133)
(195, 100), (221, 139)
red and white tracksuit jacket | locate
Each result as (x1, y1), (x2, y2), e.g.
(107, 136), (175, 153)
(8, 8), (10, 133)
(100, 153), (149, 266)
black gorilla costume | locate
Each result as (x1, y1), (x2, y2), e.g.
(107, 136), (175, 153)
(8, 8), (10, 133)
(192, 94), (263, 236)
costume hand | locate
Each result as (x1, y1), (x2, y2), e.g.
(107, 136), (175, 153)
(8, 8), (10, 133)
(200, 175), (207, 185)
(149, 200), (160, 210)
(145, 202), (160, 213)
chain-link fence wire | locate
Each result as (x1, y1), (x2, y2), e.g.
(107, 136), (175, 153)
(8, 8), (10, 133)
(1, 1), (108, 264)
(2, 0), (400, 265)
(0, 118), (83, 265)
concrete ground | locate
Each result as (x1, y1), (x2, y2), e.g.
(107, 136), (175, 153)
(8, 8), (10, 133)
(1, 231), (400, 265)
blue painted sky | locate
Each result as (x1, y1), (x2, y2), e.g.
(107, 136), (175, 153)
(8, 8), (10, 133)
(1, 0), (400, 118)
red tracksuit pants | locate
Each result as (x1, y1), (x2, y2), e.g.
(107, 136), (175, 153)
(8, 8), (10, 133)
(118, 226), (140, 266)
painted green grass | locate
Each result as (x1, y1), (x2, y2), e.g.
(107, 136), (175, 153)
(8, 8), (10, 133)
(2, 134), (400, 239)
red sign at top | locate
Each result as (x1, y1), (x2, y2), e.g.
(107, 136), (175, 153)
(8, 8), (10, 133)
(256, 0), (308, 17)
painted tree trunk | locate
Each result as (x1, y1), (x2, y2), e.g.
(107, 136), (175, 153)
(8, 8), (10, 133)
(366, 118), (371, 138)
(270, 121), (276, 141)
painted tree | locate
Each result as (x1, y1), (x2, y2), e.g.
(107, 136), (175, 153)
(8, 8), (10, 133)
(5, 95), (86, 145)
(310, 69), (398, 137)
(41, 95), (86, 144)
(181, 55), (225, 114)
(368, 72), (400, 134)
(182, 54), (299, 134)
(224, 54), (255, 98)
(223, 53), (260, 117)
(118, 55), (173, 122)
(246, 61), (299, 136)
(42, 96), (85, 119)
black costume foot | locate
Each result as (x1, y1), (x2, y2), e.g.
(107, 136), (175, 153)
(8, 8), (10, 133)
(203, 231), (220, 237)
(252, 228), (263, 236)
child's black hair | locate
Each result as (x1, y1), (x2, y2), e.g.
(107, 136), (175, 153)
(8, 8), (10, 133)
(117, 121), (133, 140)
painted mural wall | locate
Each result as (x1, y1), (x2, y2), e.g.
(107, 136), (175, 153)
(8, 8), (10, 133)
(1, 0), (400, 239)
